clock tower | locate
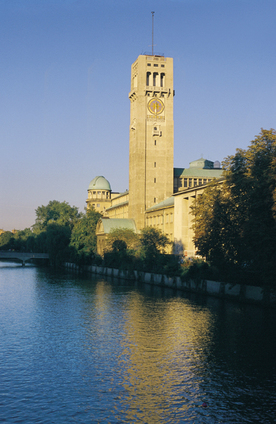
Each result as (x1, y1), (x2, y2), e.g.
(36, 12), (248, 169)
(128, 54), (174, 230)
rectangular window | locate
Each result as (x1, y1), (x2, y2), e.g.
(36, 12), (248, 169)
(154, 64), (158, 67)
(199, 179), (202, 185)
(203, 179), (207, 184)
(154, 178), (156, 183)
(147, 63), (151, 66)
(154, 198), (156, 203)
(154, 162), (156, 167)
(184, 178), (187, 188)
(154, 140), (156, 146)
(194, 179), (197, 187)
(189, 178), (192, 187)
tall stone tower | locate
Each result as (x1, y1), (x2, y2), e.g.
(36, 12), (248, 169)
(128, 54), (174, 230)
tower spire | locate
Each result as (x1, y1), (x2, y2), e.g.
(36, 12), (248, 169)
(151, 11), (155, 56)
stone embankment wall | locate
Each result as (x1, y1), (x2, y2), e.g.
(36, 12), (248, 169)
(64, 263), (276, 307)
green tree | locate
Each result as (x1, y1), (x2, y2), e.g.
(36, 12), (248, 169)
(138, 227), (171, 272)
(33, 200), (80, 234)
(69, 208), (101, 264)
(32, 200), (81, 265)
(192, 129), (276, 285)
(0, 231), (13, 249)
(105, 228), (139, 253)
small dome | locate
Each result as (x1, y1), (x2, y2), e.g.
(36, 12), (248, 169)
(88, 176), (111, 191)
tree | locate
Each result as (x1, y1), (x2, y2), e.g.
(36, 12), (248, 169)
(105, 228), (139, 253)
(0, 231), (13, 249)
(69, 208), (101, 264)
(192, 129), (276, 285)
(33, 200), (80, 234)
(31, 200), (81, 265)
(138, 227), (172, 272)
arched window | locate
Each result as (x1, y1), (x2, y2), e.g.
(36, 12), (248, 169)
(146, 72), (151, 86)
(160, 73), (165, 87)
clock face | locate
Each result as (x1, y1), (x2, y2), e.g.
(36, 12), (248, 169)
(148, 98), (164, 115)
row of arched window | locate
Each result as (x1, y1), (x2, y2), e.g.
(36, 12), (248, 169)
(146, 72), (165, 87)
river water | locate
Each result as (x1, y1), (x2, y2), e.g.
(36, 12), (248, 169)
(0, 262), (275, 423)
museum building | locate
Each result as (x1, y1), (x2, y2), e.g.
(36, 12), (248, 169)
(86, 54), (223, 256)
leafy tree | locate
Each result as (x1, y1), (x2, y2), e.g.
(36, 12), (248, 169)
(138, 227), (172, 272)
(105, 228), (139, 253)
(0, 231), (13, 249)
(33, 200), (80, 234)
(69, 208), (101, 264)
(192, 129), (276, 285)
(45, 223), (72, 266)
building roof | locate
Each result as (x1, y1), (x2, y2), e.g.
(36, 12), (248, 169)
(106, 201), (129, 211)
(97, 218), (136, 235)
(88, 176), (111, 191)
(146, 196), (174, 212)
(174, 167), (223, 178)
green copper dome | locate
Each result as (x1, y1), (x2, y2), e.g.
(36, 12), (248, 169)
(88, 176), (111, 191)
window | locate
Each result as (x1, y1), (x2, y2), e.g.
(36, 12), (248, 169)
(146, 72), (151, 86)
(203, 179), (207, 184)
(161, 64), (165, 68)
(154, 64), (158, 67)
(184, 178), (187, 188)
(160, 73), (165, 87)
(154, 197), (156, 203)
(199, 179), (202, 185)
(147, 63), (151, 66)
(189, 178), (192, 187)
(154, 140), (156, 146)
(154, 162), (156, 167)
(194, 179), (197, 187)
(154, 178), (156, 183)
(153, 72), (158, 86)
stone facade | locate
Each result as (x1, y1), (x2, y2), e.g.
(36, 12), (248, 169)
(91, 54), (224, 256)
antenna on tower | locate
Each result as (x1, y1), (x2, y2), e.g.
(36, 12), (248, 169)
(151, 11), (155, 56)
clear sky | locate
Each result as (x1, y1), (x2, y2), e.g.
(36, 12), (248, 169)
(1, 0), (275, 231)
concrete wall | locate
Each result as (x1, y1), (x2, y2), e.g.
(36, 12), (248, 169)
(63, 263), (276, 308)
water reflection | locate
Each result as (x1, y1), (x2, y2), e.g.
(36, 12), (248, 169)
(1, 266), (276, 423)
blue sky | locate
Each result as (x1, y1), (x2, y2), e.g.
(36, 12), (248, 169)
(1, 0), (275, 231)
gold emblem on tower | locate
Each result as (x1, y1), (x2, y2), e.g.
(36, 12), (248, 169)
(148, 98), (164, 115)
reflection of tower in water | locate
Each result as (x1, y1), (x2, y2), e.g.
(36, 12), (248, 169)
(117, 291), (213, 421)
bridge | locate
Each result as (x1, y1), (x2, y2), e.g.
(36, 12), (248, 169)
(0, 251), (49, 266)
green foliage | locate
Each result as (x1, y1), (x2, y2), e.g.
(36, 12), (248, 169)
(69, 208), (101, 265)
(138, 227), (172, 272)
(33, 200), (80, 234)
(45, 223), (72, 266)
(0, 231), (13, 249)
(105, 228), (139, 253)
(192, 129), (276, 286)
(180, 259), (214, 283)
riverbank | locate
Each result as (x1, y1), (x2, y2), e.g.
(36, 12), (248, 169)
(64, 262), (276, 308)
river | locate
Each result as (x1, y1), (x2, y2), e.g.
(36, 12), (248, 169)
(0, 262), (275, 423)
